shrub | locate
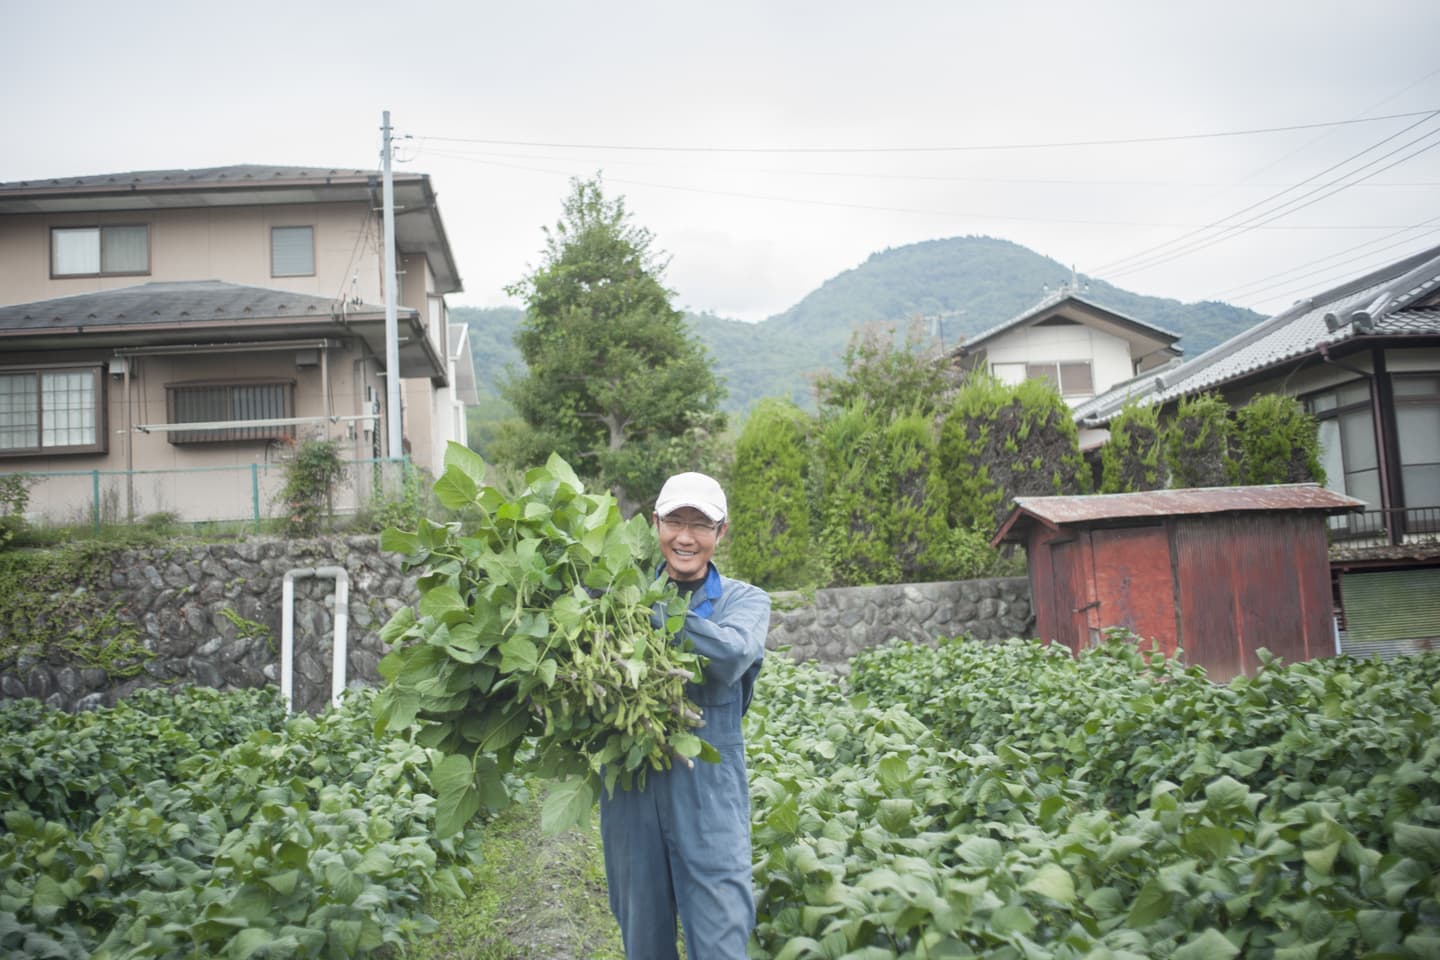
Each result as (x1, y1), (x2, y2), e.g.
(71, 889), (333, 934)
(817, 404), (894, 586)
(1163, 392), (1236, 487)
(938, 374), (1088, 533)
(1235, 393), (1325, 485)
(728, 399), (814, 590)
(1100, 399), (1164, 492)
(0, 474), (30, 550)
(280, 439), (346, 536)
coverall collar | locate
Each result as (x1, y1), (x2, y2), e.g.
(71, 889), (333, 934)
(657, 562), (724, 620)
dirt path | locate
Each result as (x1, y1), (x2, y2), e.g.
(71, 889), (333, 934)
(412, 787), (625, 960)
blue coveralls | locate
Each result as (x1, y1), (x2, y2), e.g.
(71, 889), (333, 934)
(599, 563), (770, 960)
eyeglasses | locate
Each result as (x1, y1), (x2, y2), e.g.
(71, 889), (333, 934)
(658, 515), (723, 536)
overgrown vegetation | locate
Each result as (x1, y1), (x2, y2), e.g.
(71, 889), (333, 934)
(0, 685), (483, 959)
(750, 638), (1440, 958)
(0, 543), (152, 680)
(279, 439), (347, 536)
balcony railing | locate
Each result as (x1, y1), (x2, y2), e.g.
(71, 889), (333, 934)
(1330, 505), (1440, 547)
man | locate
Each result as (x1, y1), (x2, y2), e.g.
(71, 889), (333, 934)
(600, 471), (771, 959)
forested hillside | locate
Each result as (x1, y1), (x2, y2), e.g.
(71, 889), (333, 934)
(455, 235), (1263, 416)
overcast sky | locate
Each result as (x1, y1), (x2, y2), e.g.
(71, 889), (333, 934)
(5, 1), (1439, 322)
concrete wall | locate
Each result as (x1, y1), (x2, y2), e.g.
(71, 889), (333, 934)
(0, 538), (1035, 712)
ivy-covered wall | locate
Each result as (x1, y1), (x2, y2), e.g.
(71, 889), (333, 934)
(0, 538), (1034, 711)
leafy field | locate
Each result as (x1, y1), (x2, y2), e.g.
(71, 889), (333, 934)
(2, 637), (1437, 959)
(746, 638), (1440, 959)
(0, 686), (482, 959)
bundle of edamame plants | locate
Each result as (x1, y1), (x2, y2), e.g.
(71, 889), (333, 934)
(373, 444), (714, 836)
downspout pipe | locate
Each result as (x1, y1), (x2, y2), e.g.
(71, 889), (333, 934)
(280, 566), (351, 713)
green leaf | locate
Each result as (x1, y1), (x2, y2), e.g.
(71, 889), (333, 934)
(541, 778), (596, 834)
(1126, 879), (1172, 928)
(1172, 929), (1239, 960)
(1022, 863), (1076, 904)
(1394, 823), (1440, 862)
(1203, 775), (1253, 813)
(1356, 909), (1403, 947)
(379, 527), (422, 556)
(877, 754), (910, 792)
(419, 584), (468, 624)
(499, 635), (539, 674)
(445, 440), (487, 487)
(434, 468), (478, 510)
(432, 753), (482, 837)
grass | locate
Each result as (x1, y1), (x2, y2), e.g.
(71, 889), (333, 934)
(408, 783), (626, 960)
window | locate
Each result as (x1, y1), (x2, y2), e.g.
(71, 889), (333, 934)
(1393, 374), (1440, 509)
(271, 226), (315, 277)
(166, 380), (295, 444)
(0, 366), (106, 456)
(1306, 379), (1379, 507)
(1026, 360), (1094, 398)
(51, 225), (149, 277)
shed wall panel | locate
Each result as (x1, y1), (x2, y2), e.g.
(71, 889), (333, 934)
(1088, 525), (1178, 658)
(1173, 515), (1331, 680)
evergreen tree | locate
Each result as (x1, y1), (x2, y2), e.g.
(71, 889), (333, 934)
(500, 177), (724, 514)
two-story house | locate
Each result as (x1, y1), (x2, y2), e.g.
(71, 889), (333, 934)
(946, 289), (1183, 449)
(0, 165), (479, 525)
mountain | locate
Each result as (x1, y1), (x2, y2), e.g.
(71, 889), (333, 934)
(454, 235), (1264, 416)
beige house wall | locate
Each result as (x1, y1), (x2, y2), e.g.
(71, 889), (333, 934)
(1, 192), (465, 523)
(7, 343), (390, 525)
(0, 202), (384, 305)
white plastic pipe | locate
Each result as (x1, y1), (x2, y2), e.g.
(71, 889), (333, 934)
(280, 566), (351, 712)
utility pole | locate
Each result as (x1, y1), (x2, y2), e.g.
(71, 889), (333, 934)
(381, 110), (403, 460)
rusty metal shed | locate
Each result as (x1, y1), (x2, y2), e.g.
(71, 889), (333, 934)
(993, 484), (1364, 681)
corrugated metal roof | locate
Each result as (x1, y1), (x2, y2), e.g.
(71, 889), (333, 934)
(994, 483), (1364, 543)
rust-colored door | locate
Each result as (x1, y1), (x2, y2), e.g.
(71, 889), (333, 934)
(1087, 525), (1178, 659)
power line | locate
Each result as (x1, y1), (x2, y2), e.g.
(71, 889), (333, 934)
(413, 109), (1440, 156)
(423, 147), (1425, 231)
(1090, 112), (1440, 280)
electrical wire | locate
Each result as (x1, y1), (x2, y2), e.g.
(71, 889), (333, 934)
(1090, 110), (1440, 279)
(412, 109), (1439, 155)
(421, 147), (1425, 231)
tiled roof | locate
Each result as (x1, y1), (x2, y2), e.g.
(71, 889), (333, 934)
(1078, 244), (1440, 425)
(959, 290), (1182, 353)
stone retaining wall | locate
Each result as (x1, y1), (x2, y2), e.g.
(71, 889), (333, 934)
(768, 577), (1032, 675)
(0, 538), (1033, 711)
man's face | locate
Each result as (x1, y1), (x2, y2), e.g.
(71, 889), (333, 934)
(654, 506), (725, 581)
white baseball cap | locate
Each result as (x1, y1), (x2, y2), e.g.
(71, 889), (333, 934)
(655, 472), (728, 522)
